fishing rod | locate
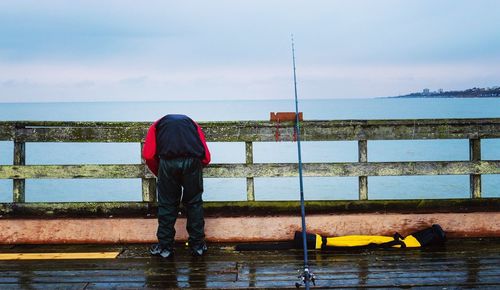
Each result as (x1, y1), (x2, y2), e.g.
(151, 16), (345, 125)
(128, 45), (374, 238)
(291, 35), (315, 289)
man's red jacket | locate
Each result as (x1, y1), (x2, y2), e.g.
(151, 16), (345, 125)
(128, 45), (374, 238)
(142, 115), (211, 176)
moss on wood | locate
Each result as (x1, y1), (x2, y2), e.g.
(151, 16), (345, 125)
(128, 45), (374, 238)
(1, 118), (499, 142)
(0, 118), (499, 216)
(1, 199), (499, 218)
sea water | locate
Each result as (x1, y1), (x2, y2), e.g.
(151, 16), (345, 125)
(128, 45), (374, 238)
(0, 98), (499, 202)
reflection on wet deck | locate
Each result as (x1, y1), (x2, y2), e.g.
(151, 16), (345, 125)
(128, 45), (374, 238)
(0, 238), (499, 289)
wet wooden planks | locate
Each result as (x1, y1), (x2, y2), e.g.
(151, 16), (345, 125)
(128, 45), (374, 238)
(0, 239), (499, 289)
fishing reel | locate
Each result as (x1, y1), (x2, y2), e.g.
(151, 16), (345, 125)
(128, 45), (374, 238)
(295, 268), (316, 288)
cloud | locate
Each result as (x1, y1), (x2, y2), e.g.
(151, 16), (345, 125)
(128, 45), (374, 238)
(0, 1), (499, 101)
(1, 59), (499, 102)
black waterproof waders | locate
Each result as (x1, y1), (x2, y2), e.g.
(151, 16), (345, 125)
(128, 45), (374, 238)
(156, 157), (205, 250)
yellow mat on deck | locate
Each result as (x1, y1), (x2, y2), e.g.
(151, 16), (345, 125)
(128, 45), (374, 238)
(0, 252), (120, 260)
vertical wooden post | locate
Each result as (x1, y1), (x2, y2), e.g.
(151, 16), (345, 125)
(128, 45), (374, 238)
(358, 140), (368, 200)
(469, 138), (481, 199)
(141, 142), (157, 203)
(246, 141), (255, 201)
(13, 141), (26, 203)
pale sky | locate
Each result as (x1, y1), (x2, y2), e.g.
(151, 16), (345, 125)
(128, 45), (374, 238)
(1, 0), (499, 102)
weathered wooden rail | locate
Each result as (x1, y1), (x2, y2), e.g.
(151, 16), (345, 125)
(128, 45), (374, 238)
(1, 119), (499, 202)
(0, 119), (499, 243)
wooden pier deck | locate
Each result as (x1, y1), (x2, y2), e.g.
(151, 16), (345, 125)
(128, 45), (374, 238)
(0, 238), (499, 289)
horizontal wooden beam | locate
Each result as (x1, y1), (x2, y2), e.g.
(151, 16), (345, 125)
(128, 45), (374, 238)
(1, 160), (499, 179)
(0, 201), (152, 217)
(13, 127), (146, 143)
(0, 124), (14, 140)
(205, 161), (500, 177)
(1, 118), (499, 142)
(2, 199), (499, 218)
(0, 165), (145, 179)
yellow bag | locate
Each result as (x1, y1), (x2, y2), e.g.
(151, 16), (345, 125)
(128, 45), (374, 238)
(295, 224), (445, 249)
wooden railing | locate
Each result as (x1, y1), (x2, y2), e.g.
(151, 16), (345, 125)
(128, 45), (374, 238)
(0, 119), (499, 215)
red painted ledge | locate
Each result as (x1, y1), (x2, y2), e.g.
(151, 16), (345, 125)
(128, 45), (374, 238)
(1, 212), (499, 244)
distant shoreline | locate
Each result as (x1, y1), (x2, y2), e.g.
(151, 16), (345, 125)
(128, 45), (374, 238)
(388, 87), (500, 98)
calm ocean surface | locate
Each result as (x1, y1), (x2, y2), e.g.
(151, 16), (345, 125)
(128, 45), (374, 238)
(1, 98), (499, 202)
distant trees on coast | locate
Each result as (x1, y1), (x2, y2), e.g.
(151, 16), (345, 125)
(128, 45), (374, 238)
(392, 86), (500, 98)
